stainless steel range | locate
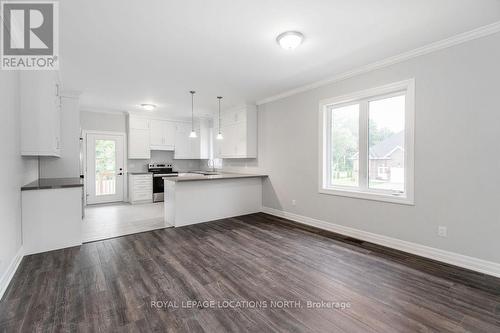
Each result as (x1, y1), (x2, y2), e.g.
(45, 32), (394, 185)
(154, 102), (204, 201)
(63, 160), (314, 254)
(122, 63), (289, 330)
(148, 163), (178, 202)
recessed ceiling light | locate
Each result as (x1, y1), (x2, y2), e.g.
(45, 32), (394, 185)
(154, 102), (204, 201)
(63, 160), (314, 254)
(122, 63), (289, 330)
(140, 103), (156, 111)
(276, 31), (304, 50)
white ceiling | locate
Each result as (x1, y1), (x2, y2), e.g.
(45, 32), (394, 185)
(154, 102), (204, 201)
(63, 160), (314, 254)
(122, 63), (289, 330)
(60, 0), (500, 117)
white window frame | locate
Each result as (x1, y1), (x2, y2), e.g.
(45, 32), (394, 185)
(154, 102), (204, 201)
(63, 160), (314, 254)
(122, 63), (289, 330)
(319, 79), (415, 205)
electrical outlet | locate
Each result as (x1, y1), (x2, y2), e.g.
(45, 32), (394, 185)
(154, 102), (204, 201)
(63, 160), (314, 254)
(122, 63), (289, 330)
(438, 226), (447, 238)
(292, 200), (297, 206)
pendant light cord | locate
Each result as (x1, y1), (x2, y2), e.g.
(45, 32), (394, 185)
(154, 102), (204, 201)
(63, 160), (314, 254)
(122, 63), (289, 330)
(217, 96), (222, 134)
(190, 91), (195, 131)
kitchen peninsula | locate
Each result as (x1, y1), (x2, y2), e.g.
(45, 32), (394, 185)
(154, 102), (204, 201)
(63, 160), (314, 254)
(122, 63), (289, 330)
(164, 173), (267, 227)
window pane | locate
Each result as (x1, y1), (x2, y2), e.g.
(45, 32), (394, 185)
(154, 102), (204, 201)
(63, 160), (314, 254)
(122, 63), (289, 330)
(368, 95), (405, 192)
(95, 139), (116, 196)
(330, 104), (359, 187)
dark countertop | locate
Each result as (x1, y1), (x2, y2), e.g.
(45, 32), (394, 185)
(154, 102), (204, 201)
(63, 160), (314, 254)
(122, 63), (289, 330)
(163, 172), (267, 182)
(21, 177), (84, 191)
(128, 172), (152, 175)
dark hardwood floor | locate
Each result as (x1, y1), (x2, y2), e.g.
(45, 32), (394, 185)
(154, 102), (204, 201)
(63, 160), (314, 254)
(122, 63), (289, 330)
(1, 213), (500, 332)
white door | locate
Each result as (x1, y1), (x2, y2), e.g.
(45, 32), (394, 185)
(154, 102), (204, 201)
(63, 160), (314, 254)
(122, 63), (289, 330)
(86, 133), (125, 204)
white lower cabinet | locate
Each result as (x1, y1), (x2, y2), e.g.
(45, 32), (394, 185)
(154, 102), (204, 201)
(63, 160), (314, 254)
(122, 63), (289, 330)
(22, 187), (83, 255)
(128, 173), (153, 204)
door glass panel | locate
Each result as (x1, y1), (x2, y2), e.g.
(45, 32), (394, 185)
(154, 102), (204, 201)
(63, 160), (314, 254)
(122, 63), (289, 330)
(368, 95), (405, 192)
(329, 104), (359, 187)
(95, 139), (116, 196)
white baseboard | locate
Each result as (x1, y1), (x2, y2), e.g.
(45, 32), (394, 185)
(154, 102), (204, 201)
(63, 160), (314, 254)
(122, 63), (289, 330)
(0, 246), (24, 301)
(261, 207), (500, 278)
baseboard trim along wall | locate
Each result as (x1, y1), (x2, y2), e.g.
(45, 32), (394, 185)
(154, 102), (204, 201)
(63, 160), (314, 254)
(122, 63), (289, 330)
(261, 206), (500, 278)
(0, 247), (24, 301)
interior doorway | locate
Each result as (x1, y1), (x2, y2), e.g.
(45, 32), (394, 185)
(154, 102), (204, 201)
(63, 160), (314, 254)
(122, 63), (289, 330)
(85, 131), (125, 204)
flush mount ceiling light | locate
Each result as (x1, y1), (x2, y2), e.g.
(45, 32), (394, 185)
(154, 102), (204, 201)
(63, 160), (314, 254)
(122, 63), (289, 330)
(140, 103), (156, 111)
(276, 31), (304, 50)
(189, 91), (197, 138)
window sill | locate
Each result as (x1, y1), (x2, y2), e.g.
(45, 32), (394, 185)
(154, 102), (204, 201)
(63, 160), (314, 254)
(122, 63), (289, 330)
(319, 187), (414, 205)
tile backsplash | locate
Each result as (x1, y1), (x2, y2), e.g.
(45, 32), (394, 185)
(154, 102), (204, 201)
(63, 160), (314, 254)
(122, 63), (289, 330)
(127, 150), (202, 173)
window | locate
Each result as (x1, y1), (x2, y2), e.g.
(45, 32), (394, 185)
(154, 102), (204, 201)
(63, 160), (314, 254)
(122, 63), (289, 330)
(95, 139), (117, 196)
(330, 104), (359, 187)
(319, 80), (414, 204)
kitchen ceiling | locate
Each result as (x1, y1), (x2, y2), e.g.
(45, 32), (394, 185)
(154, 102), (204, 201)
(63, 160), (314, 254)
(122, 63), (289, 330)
(60, 0), (500, 117)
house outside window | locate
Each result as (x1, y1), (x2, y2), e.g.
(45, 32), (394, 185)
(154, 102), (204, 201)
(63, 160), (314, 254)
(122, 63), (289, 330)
(377, 166), (390, 180)
(319, 80), (415, 204)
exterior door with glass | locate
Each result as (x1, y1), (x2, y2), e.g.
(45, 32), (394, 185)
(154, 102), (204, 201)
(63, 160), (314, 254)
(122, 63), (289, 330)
(86, 133), (125, 204)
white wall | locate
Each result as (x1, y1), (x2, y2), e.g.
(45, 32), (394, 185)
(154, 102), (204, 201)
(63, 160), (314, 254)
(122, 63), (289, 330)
(230, 32), (500, 264)
(22, 157), (39, 185)
(0, 71), (38, 297)
(40, 96), (81, 178)
(80, 110), (126, 132)
(128, 151), (201, 173)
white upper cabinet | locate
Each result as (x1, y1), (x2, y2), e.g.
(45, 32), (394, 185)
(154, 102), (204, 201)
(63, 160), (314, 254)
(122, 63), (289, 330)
(215, 105), (257, 159)
(173, 122), (192, 159)
(174, 119), (211, 160)
(199, 118), (211, 159)
(149, 120), (163, 147)
(20, 71), (62, 157)
(127, 114), (211, 160)
(150, 119), (176, 151)
(165, 122), (176, 147)
(129, 117), (150, 130)
(128, 116), (151, 159)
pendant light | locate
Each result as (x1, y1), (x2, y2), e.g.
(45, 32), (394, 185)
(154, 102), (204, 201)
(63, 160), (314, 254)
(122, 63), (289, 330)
(189, 91), (197, 138)
(216, 96), (223, 140)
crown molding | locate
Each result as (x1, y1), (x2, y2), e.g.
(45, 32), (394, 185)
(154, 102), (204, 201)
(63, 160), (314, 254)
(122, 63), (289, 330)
(257, 21), (500, 105)
(80, 107), (126, 115)
(81, 108), (212, 121)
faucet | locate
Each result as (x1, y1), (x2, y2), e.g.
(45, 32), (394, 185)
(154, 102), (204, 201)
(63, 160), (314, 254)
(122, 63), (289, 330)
(207, 159), (216, 172)
(208, 159), (223, 172)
